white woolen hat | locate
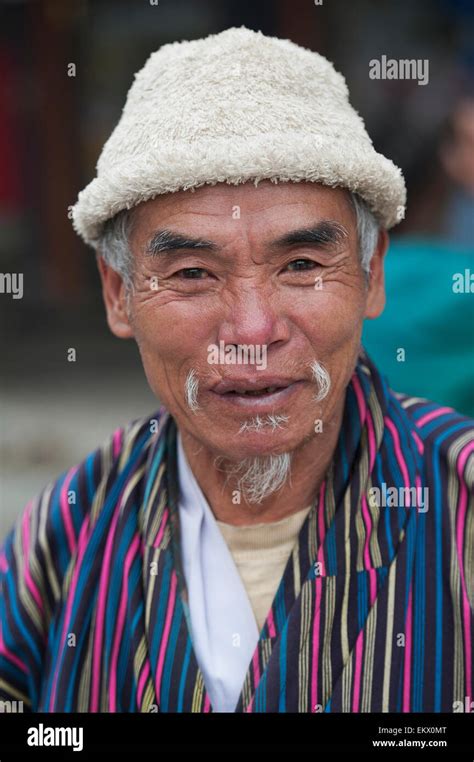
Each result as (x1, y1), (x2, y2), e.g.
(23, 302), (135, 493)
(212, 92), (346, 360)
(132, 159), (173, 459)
(72, 26), (406, 246)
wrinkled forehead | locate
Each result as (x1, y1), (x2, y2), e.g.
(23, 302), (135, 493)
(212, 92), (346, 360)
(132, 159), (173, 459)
(129, 181), (357, 250)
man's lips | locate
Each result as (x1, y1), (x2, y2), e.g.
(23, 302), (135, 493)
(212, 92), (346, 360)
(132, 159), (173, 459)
(211, 376), (299, 395)
(209, 377), (305, 410)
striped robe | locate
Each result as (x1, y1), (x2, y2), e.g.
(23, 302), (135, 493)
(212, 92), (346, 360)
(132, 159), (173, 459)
(1, 353), (473, 713)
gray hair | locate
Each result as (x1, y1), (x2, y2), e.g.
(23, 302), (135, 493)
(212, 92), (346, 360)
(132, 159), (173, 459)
(348, 192), (380, 275)
(96, 207), (136, 291)
(95, 190), (380, 289)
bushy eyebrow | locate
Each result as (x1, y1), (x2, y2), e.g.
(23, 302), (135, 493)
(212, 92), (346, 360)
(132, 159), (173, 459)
(270, 220), (349, 249)
(144, 220), (349, 258)
(145, 230), (218, 256)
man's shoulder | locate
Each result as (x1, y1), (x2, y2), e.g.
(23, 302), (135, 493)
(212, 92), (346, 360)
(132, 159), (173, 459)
(0, 409), (170, 709)
(76, 405), (168, 482)
(393, 392), (474, 436)
(1, 406), (169, 587)
(392, 391), (474, 483)
(43, 404), (166, 498)
(46, 403), (168, 502)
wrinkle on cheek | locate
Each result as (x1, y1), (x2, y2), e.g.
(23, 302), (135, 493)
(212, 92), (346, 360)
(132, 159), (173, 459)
(312, 264), (367, 304)
(131, 277), (190, 313)
(322, 255), (361, 279)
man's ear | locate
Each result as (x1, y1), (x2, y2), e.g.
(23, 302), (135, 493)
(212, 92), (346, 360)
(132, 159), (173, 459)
(96, 255), (134, 339)
(364, 228), (389, 319)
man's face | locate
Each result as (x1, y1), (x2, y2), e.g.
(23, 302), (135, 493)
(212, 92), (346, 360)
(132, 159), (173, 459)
(99, 181), (387, 460)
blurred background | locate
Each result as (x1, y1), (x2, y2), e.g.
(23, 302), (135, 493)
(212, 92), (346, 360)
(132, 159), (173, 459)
(1, 0), (473, 540)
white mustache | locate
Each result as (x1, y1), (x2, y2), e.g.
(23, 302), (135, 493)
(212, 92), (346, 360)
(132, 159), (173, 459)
(185, 369), (200, 412)
(309, 360), (331, 402)
(184, 359), (331, 414)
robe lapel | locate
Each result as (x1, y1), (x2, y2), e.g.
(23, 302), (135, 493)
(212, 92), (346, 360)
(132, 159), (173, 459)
(138, 411), (213, 712)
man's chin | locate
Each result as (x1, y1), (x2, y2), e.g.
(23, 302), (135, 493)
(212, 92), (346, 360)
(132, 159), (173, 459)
(194, 420), (305, 463)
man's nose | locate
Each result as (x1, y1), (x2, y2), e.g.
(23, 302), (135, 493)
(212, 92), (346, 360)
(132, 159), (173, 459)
(216, 286), (290, 348)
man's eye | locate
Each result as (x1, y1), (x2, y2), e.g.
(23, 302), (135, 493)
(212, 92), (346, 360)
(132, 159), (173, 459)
(175, 268), (208, 279)
(286, 259), (317, 271)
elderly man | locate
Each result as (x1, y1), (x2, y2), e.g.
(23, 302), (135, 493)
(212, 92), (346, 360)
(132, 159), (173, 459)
(1, 27), (473, 714)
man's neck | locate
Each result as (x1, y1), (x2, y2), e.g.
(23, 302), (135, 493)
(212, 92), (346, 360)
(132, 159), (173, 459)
(178, 401), (345, 526)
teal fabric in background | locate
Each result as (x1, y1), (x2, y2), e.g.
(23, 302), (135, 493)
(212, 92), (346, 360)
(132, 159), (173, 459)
(363, 237), (474, 417)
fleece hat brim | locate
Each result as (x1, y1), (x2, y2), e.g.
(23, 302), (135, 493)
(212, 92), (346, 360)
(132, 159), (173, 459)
(72, 26), (406, 247)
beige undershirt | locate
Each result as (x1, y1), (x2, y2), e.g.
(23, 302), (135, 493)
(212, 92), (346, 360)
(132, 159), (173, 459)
(216, 505), (313, 632)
